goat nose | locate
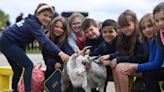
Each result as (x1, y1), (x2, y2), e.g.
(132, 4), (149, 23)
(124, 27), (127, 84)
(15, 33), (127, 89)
(76, 71), (81, 76)
(76, 70), (85, 76)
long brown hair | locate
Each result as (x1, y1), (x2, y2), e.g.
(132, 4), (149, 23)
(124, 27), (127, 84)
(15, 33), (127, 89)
(48, 16), (68, 48)
(117, 10), (138, 56)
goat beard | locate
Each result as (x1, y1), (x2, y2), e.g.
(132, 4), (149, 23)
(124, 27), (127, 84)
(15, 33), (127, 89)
(85, 62), (91, 72)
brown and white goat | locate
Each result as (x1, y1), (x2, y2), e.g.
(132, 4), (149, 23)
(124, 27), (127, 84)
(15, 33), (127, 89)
(62, 47), (107, 92)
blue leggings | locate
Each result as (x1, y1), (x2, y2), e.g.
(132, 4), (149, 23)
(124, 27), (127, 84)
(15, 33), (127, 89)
(0, 38), (33, 92)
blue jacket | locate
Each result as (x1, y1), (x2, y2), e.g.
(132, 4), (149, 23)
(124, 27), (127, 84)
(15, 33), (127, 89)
(42, 39), (74, 66)
(137, 37), (164, 72)
(1, 14), (61, 56)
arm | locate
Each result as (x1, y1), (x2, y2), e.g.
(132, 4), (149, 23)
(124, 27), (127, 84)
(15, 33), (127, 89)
(109, 51), (120, 60)
(61, 40), (74, 56)
(89, 41), (106, 56)
(116, 55), (148, 64)
(115, 40), (148, 64)
(68, 32), (79, 51)
(31, 28), (61, 56)
(30, 26), (69, 62)
(137, 41), (164, 72)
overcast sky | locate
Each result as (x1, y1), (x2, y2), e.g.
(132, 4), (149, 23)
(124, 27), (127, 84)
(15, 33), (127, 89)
(0, 0), (162, 24)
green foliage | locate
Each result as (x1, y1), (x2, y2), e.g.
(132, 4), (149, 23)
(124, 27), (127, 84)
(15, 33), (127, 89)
(0, 9), (9, 27)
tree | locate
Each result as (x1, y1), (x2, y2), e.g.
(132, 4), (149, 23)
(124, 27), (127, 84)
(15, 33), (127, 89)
(0, 9), (9, 27)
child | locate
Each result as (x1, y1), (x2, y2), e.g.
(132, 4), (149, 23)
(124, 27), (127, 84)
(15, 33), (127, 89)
(153, 1), (164, 91)
(90, 19), (118, 56)
(0, 3), (69, 92)
(81, 18), (104, 92)
(154, 2), (164, 48)
(89, 19), (119, 92)
(68, 12), (86, 52)
(111, 12), (164, 92)
(100, 10), (147, 92)
(42, 16), (73, 80)
(81, 18), (104, 52)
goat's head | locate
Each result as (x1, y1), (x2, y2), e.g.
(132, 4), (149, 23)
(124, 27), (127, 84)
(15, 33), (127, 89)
(68, 46), (101, 75)
(67, 52), (86, 76)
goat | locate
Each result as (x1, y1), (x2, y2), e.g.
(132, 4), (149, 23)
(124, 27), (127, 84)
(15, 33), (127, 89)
(62, 47), (107, 92)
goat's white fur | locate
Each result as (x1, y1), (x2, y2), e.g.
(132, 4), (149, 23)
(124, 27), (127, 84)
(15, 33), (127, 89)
(65, 53), (107, 92)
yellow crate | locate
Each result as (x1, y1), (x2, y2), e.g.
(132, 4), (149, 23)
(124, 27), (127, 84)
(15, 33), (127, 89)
(0, 66), (13, 90)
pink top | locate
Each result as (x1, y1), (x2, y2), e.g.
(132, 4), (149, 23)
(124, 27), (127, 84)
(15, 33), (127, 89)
(160, 31), (164, 45)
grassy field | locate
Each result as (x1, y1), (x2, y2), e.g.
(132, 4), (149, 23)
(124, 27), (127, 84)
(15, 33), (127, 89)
(26, 48), (41, 54)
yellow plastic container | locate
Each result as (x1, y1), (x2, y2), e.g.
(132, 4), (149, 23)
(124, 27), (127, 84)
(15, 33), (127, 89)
(0, 66), (13, 90)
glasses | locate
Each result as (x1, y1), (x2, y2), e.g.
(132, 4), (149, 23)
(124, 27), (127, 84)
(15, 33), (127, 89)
(72, 22), (82, 26)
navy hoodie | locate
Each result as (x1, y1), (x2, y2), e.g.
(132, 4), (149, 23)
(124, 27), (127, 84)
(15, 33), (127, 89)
(1, 14), (61, 56)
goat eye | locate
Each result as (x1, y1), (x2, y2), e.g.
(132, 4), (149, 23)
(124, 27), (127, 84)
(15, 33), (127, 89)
(82, 61), (86, 65)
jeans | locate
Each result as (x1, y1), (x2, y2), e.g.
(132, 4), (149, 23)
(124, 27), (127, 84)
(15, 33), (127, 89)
(0, 37), (33, 92)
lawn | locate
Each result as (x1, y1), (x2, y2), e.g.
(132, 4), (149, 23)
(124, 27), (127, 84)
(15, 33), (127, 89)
(26, 48), (41, 54)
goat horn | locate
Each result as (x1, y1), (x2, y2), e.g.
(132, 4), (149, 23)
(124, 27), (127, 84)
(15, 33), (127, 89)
(89, 56), (99, 60)
(89, 56), (102, 64)
(79, 46), (92, 56)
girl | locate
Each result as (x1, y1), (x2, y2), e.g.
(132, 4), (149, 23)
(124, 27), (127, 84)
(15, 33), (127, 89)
(111, 12), (164, 92)
(154, 2), (164, 48)
(68, 12), (86, 52)
(100, 10), (147, 92)
(42, 16), (73, 80)
(0, 3), (69, 92)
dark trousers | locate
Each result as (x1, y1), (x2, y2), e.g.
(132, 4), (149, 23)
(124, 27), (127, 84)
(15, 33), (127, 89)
(44, 65), (55, 80)
(0, 37), (33, 92)
(142, 69), (164, 92)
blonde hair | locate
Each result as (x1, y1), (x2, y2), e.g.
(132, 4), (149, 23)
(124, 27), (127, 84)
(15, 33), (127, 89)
(48, 16), (68, 47)
(138, 13), (155, 43)
(68, 12), (85, 30)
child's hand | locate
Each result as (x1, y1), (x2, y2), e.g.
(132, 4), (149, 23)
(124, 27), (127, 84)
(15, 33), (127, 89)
(122, 63), (138, 75)
(110, 58), (117, 69)
(55, 63), (61, 69)
(99, 55), (110, 61)
(101, 60), (111, 66)
(58, 51), (70, 63)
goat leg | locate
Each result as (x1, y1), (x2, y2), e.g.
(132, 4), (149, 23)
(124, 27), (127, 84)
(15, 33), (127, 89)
(98, 85), (105, 92)
(84, 87), (92, 92)
(61, 64), (72, 92)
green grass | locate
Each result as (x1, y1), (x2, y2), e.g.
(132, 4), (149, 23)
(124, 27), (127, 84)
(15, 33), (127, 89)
(26, 48), (41, 54)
